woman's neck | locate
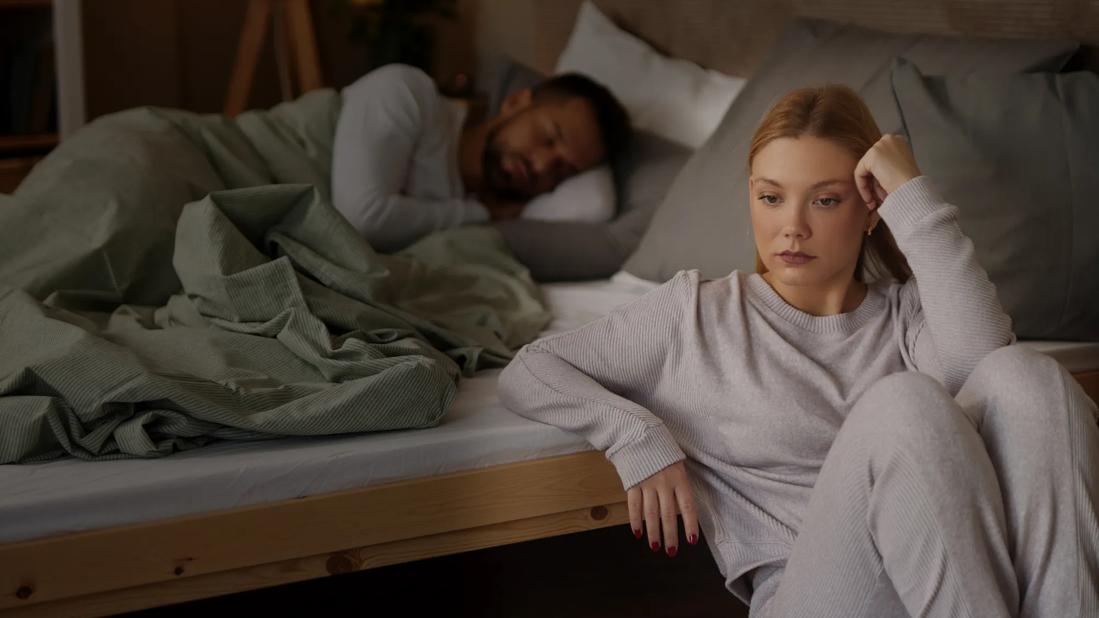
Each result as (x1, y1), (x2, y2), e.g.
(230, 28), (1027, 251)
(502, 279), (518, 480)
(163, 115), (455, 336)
(761, 272), (868, 316)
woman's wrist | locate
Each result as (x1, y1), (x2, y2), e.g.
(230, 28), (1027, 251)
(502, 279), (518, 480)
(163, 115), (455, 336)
(885, 172), (920, 195)
(877, 175), (946, 241)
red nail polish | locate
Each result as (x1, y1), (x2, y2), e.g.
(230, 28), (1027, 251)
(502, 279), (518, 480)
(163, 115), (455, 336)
(667, 545), (678, 558)
(650, 541), (661, 552)
(688, 533), (698, 545)
(633, 528), (642, 539)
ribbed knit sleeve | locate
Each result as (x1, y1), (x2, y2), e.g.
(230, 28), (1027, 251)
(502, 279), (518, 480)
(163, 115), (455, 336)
(498, 271), (695, 490)
(879, 176), (1016, 395)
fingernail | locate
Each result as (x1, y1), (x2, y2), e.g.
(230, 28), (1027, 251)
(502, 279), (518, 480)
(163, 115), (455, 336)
(688, 533), (698, 545)
(650, 541), (661, 552)
(666, 545), (678, 558)
(633, 528), (642, 539)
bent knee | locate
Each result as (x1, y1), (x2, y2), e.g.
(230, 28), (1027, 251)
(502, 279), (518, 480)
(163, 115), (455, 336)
(971, 345), (1063, 385)
(844, 371), (967, 447)
(962, 344), (1093, 431)
(853, 371), (951, 417)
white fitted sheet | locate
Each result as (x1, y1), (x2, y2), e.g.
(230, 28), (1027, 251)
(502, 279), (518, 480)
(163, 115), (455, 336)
(1, 271), (1095, 543)
(0, 272), (661, 543)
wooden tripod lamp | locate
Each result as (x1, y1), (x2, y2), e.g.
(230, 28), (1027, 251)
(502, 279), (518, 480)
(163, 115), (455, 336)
(224, 0), (324, 117)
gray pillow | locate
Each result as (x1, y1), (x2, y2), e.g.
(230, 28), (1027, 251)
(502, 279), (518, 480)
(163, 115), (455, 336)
(890, 58), (1099, 341)
(496, 131), (690, 280)
(622, 17), (1080, 282)
(477, 54), (545, 118)
(479, 55), (693, 281)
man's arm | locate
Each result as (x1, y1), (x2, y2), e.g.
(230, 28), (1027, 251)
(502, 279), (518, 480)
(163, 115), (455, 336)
(331, 65), (489, 253)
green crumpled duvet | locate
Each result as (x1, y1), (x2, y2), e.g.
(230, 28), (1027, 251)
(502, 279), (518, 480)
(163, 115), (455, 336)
(0, 89), (550, 463)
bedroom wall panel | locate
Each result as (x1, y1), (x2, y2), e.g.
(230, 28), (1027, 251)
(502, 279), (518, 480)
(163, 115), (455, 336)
(473, 0), (1099, 78)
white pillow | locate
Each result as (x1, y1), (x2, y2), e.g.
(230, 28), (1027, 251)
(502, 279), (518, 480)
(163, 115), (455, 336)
(555, 1), (746, 149)
(520, 165), (615, 223)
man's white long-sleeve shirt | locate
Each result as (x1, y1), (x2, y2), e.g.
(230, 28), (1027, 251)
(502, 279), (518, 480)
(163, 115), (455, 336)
(331, 64), (490, 253)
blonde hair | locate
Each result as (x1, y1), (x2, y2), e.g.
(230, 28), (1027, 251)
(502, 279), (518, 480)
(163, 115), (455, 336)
(748, 85), (911, 284)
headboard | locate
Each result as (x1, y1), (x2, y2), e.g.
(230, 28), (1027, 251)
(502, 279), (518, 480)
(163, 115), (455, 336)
(473, 0), (1099, 77)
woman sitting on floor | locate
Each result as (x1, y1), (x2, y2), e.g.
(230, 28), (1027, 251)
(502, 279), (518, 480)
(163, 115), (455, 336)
(499, 83), (1099, 617)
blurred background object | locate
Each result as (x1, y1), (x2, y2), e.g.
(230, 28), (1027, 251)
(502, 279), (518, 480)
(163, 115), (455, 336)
(0, 0), (478, 192)
(0, 0), (58, 192)
(338, 0), (457, 76)
(74, 0), (474, 123)
(224, 0), (325, 116)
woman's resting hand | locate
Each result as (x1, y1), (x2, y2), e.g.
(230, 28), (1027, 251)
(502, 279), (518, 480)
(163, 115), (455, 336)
(627, 460), (700, 557)
(854, 133), (923, 210)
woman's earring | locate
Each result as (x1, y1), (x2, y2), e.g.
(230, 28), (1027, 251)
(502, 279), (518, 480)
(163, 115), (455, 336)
(866, 227), (873, 237)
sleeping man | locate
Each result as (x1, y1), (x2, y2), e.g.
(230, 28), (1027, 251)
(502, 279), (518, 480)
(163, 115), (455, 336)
(331, 63), (632, 253)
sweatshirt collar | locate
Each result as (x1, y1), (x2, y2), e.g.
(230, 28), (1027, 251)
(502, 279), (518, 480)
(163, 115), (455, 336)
(744, 272), (887, 335)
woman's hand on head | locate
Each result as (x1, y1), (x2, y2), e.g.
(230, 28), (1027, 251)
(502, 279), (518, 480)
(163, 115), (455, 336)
(854, 134), (923, 210)
(627, 459), (700, 557)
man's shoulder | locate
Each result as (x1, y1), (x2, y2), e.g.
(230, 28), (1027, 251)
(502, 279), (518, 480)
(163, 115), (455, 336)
(342, 63), (438, 103)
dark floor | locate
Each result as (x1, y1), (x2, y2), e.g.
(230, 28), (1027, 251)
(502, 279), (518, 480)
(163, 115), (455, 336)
(122, 524), (750, 617)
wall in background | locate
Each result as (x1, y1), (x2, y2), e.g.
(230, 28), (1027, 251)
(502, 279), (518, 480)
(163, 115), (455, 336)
(468, 0), (1099, 79)
(81, 0), (478, 120)
(60, 0), (1099, 125)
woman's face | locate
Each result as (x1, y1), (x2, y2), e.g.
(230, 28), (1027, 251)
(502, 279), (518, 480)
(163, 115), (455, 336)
(748, 135), (871, 290)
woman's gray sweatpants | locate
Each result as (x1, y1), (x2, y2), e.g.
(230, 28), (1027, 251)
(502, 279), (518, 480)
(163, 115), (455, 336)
(751, 345), (1099, 618)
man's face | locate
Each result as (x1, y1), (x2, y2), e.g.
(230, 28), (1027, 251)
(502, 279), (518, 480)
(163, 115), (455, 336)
(482, 96), (607, 200)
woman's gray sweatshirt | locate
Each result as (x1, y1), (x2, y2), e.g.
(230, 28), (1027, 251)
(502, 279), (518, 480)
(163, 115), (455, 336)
(498, 176), (1015, 601)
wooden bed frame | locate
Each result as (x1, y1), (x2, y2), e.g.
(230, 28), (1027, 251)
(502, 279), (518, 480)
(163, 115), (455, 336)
(1, 374), (1096, 616)
(3, 1), (1098, 615)
(0, 450), (629, 616)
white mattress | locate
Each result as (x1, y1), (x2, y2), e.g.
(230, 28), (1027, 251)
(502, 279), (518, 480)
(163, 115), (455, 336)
(1, 272), (1095, 544)
(0, 272), (662, 544)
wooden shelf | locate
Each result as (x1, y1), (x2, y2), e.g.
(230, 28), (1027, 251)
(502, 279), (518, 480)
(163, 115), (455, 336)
(0, 156), (42, 193)
(0, 133), (59, 154)
(0, 0), (52, 8)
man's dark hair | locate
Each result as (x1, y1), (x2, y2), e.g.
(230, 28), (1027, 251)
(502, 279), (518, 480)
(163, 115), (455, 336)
(531, 73), (632, 163)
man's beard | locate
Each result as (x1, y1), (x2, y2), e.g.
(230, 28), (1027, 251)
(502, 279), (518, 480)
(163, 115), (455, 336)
(482, 127), (528, 201)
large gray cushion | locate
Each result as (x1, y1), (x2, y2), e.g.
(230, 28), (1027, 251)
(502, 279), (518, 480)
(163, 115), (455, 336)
(480, 55), (693, 281)
(891, 58), (1099, 341)
(622, 17), (1079, 282)
(478, 53), (546, 118)
(496, 131), (690, 280)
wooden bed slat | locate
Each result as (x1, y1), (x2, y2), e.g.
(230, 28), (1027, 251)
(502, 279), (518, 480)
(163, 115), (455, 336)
(1074, 369), (1099, 403)
(1, 502), (630, 618)
(0, 450), (624, 613)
